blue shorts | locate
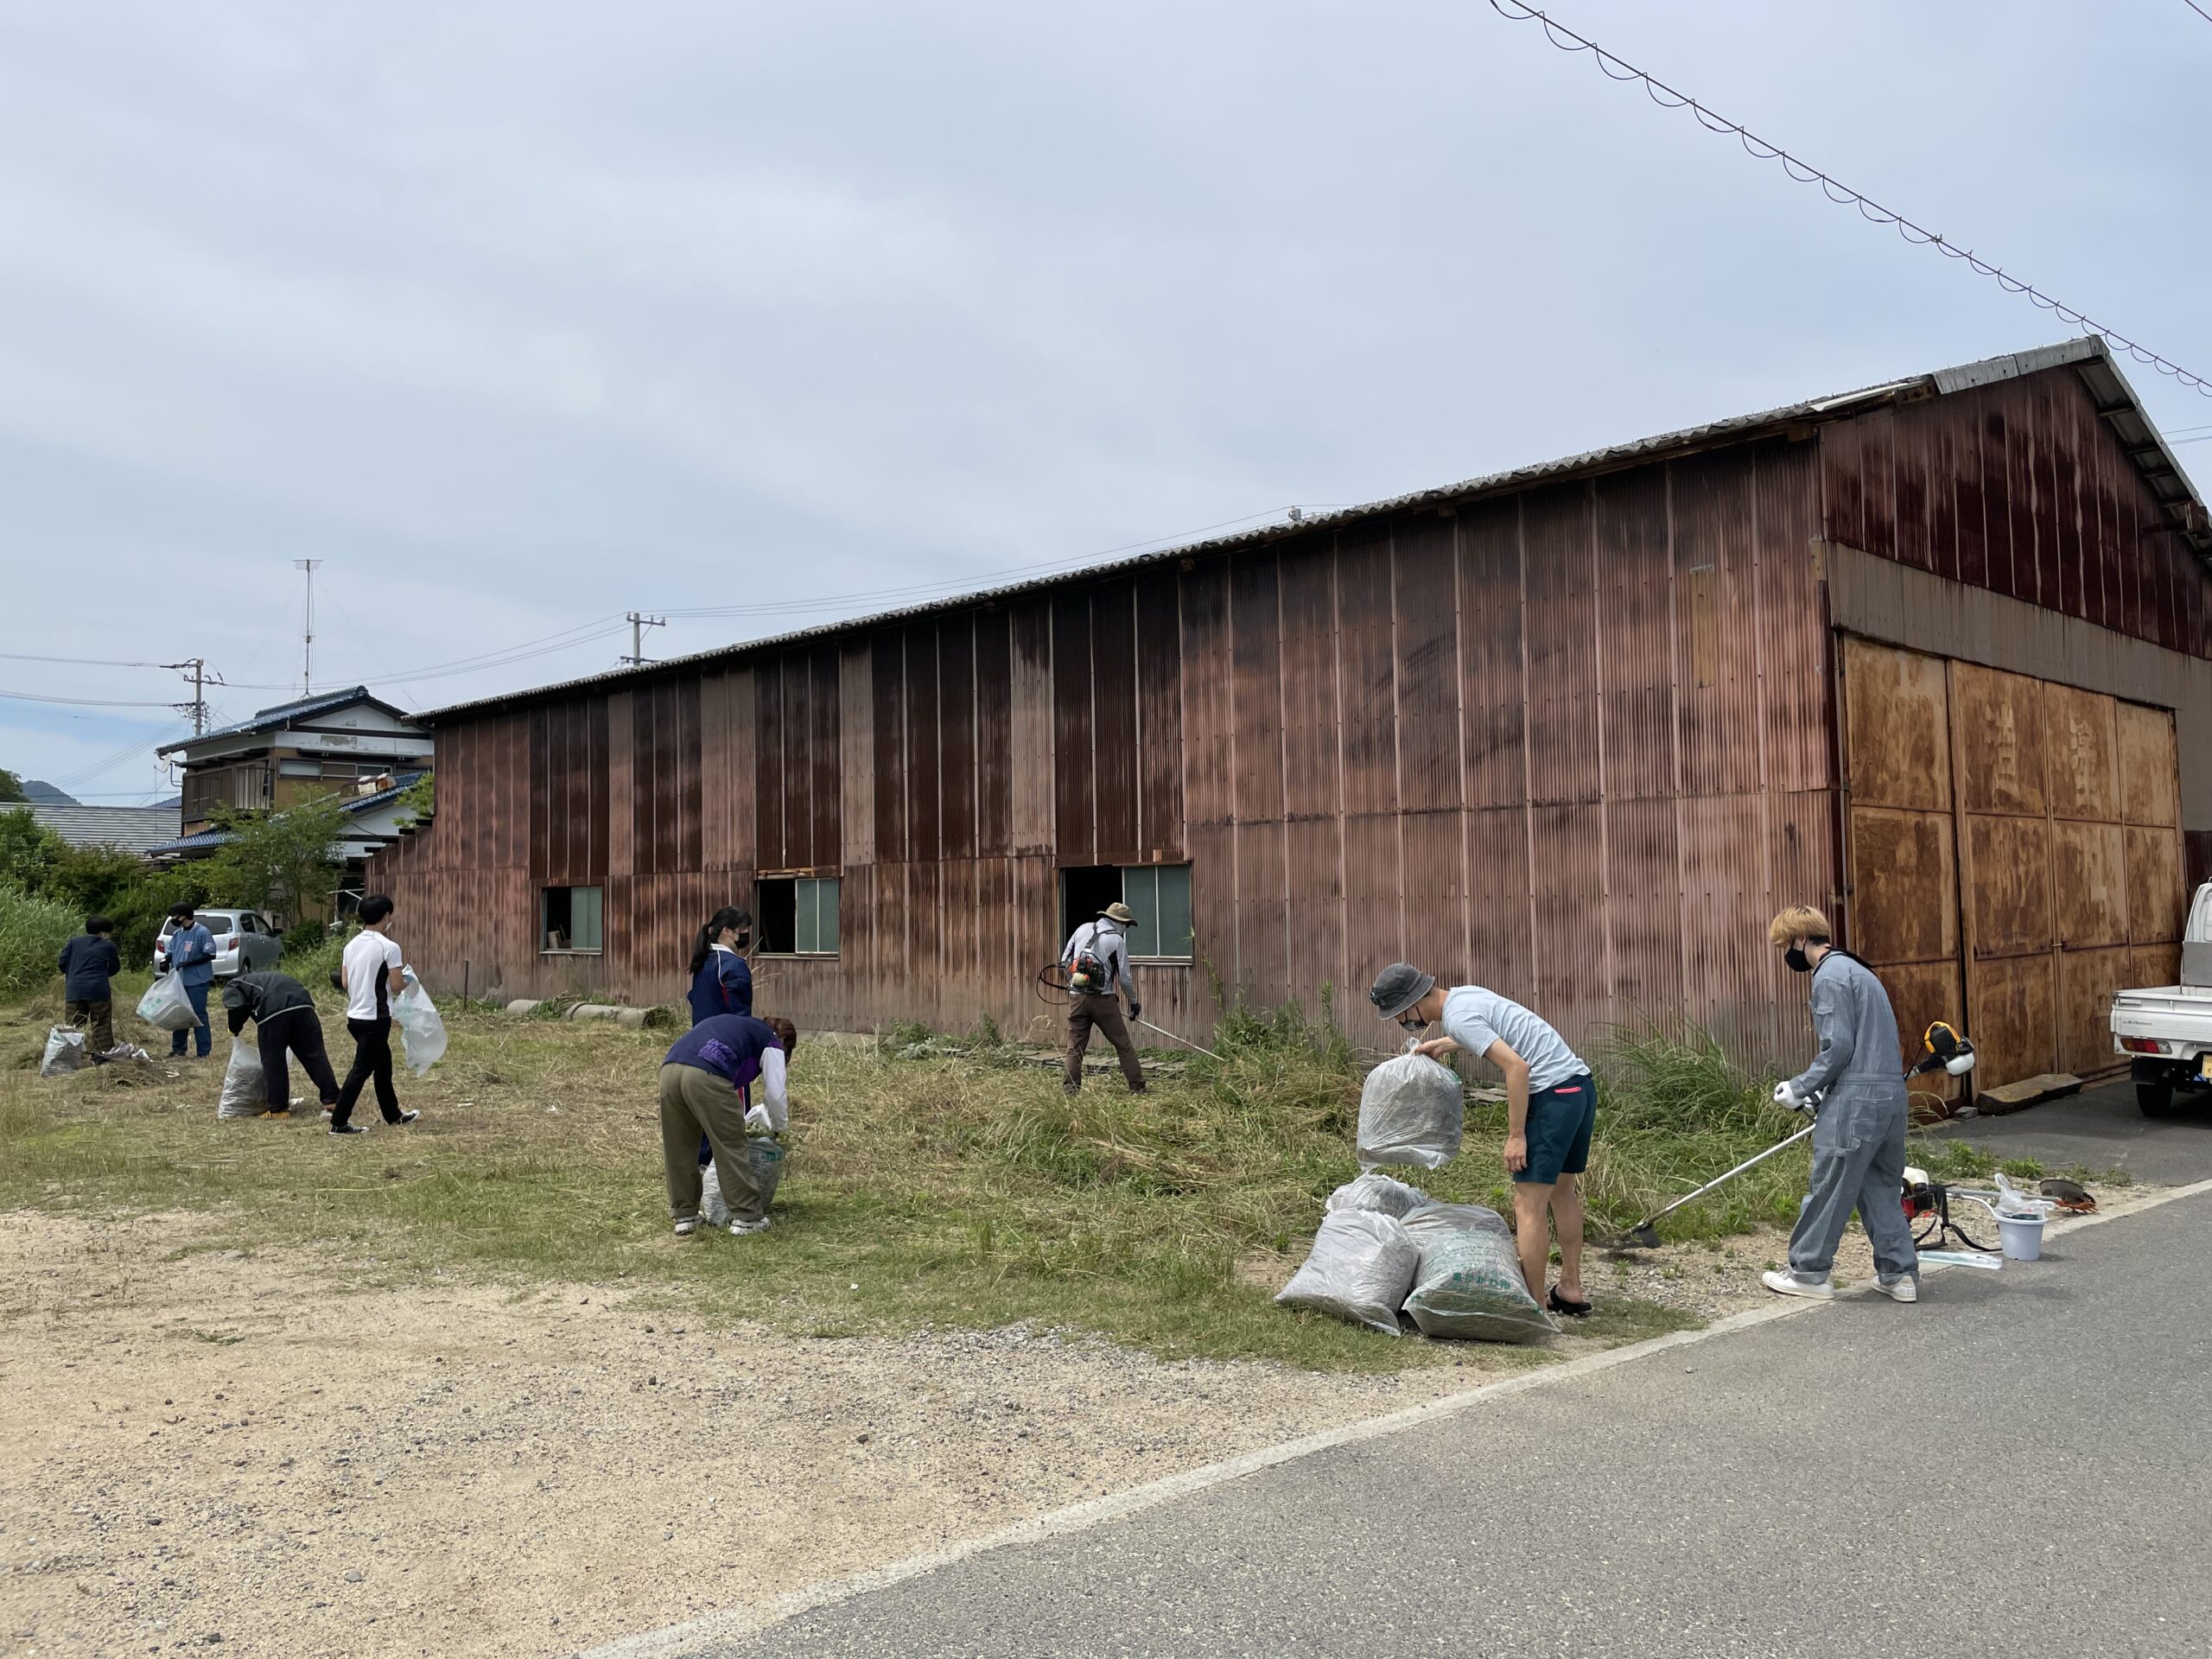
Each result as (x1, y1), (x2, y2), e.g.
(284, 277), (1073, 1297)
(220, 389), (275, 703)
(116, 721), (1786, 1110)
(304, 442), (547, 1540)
(1515, 1073), (1597, 1185)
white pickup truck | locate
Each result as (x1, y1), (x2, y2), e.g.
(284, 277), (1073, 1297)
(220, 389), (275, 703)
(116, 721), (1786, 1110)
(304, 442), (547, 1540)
(2110, 880), (2212, 1117)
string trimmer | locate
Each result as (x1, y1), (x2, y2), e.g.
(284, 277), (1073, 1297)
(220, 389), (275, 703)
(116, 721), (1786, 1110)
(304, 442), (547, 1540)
(1603, 1021), (1977, 1250)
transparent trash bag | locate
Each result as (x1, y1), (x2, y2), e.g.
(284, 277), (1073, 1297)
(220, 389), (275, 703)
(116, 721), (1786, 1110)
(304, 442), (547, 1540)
(1357, 1053), (1465, 1170)
(1274, 1210), (1418, 1337)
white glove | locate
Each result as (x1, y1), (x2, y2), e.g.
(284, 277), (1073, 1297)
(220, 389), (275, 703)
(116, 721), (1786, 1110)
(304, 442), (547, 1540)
(744, 1104), (771, 1135)
(1772, 1080), (1802, 1110)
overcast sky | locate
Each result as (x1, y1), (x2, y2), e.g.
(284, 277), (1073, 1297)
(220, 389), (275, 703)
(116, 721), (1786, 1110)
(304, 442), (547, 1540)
(3, 0), (2206, 800)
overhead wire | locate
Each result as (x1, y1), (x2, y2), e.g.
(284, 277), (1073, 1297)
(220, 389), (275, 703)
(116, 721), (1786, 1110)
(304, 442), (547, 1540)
(1484, 1), (2212, 397)
(0, 689), (190, 709)
(2183, 0), (2212, 25)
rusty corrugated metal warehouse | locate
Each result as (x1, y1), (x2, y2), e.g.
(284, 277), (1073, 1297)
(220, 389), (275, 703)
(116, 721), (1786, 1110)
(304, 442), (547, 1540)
(370, 339), (2212, 1090)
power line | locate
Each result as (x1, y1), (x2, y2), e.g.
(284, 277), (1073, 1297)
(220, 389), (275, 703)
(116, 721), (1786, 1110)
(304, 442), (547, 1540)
(0, 651), (170, 669)
(0, 688), (187, 709)
(1484, 1), (2212, 397)
(2184, 0), (2212, 25)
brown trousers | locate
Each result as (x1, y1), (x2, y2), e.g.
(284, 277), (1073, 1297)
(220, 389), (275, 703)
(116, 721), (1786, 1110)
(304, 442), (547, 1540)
(1065, 995), (1146, 1092)
(66, 999), (114, 1053)
(659, 1063), (765, 1225)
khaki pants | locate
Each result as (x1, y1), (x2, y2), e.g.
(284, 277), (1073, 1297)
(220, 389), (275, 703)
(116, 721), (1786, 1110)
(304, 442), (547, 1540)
(659, 1063), (765, 1225)
(1065, 995), (1146, 1093)
(65, 999), (113, 1054)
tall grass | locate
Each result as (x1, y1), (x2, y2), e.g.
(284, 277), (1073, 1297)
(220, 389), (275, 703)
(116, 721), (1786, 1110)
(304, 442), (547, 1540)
(0, 883), (79, 999)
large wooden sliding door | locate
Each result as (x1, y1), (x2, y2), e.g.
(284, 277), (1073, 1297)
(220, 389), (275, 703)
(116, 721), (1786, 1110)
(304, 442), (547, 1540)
(1840, 639), (2187, 1092)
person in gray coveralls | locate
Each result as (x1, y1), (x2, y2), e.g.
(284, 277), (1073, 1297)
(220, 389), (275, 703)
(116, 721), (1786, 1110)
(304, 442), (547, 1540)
(1762, 905), (1921, 1305)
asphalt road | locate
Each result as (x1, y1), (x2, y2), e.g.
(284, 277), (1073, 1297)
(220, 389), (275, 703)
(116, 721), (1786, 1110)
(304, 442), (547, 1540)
(1931, 1076), (2212, 1187)
(686, 1190), (2212, 1659)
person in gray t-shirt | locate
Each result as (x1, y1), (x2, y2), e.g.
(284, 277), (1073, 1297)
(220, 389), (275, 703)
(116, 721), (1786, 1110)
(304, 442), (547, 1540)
(1370, 963), (1598, 1318)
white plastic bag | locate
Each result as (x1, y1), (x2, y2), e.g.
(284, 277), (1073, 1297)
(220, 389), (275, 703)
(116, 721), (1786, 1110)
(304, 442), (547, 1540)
(218, 1037), (267, 1119)
(1357, 1053), (1465, 1169)
(41, 1027), (86, 1077)
(1401, 1209), (1554, 1344)
(1274, 1210), (1419, 1337)
(391, 975), (447, 1076)
(1400, 1201), (1510, 1244)
(700, 1138), (787, 1226)
(1325, 1172), (1431, 1217)
(137, 972), (199, 1033)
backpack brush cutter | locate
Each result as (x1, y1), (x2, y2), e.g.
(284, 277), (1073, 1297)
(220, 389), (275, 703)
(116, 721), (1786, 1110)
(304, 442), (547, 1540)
(1603, 1021), (1977, 1251)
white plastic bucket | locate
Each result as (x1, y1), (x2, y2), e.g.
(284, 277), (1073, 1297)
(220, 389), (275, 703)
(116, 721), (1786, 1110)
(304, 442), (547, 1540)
(1999, 1211), (2044, 1262)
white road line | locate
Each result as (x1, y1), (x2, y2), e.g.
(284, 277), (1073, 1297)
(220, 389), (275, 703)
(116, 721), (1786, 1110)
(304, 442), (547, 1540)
(581, 1175), (2212, 1659)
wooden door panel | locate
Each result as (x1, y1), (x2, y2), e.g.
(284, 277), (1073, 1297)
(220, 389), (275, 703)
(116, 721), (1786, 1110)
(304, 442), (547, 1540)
(2126, 825), (2187, 942)
(2044, 683), (2120, 821)
(1963, 814), (2052, 958)
(2056, 946), (2132, 1077)
(1967, 952), (2057, 1087)
(2050, 820), (2126, 949)
(1848, 808), (1956, 965)
(2132, 943), (2182, 995)
(1842, 639), (1951, 811)
(1951, 663), (2048, 817)
(2118, 702), (2180, 827)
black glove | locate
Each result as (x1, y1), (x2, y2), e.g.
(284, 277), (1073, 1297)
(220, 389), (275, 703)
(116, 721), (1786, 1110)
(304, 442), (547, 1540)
(1127, 1001), (1141, 1020)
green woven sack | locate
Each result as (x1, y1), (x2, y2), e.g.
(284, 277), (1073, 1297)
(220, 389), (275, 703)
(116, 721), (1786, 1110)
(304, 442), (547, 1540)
(1401, 1224), (1556, 1344)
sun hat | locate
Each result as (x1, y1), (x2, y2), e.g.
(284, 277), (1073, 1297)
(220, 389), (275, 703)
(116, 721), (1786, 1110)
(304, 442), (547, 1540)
(1368, 962), (1436, 1020)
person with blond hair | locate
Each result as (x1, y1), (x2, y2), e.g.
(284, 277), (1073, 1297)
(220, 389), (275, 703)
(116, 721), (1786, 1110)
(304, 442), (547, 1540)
(1762, 905), (1919, 1302)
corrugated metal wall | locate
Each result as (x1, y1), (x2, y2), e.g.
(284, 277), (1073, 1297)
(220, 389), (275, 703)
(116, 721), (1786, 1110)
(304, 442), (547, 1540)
(372, 433), (1840, 1066)
(1822, 365), (2208, 658)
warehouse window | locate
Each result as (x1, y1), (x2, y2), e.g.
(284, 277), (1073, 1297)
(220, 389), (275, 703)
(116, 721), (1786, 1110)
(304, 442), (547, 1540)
(1059, 864), (1193, 962)
(758, 876), (840, 956)
(542, 886), (603, 954)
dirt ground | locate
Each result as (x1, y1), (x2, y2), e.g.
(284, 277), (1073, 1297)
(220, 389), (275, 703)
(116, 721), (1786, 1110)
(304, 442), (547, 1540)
(0, 1185), (2128, 1659)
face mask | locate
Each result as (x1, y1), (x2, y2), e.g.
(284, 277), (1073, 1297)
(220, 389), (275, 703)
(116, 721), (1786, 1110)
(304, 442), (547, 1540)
(1784, 947), (1813, 974)
(1397, 1014), (1431, 1034)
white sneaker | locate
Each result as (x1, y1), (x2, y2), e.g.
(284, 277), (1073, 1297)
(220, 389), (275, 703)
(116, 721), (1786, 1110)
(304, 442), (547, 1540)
(1762, 1269), (1834, 1300)
(672, 1218), (698, 1237)
(396, 1110), (420, 1126)
(729, 1217), (772, 1236)
(1873, 1274), (1919, 1303)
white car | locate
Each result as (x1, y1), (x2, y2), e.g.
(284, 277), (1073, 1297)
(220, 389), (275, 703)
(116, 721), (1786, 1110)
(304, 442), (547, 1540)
(155, 908), (286, 980)
(2110, 881), (2212, 1117)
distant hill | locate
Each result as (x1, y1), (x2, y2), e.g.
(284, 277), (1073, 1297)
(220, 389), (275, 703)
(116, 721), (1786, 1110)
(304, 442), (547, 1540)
(21, 780), (79, 805)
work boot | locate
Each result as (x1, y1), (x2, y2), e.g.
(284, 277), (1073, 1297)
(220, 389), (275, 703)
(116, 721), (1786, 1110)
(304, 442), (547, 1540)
(1872, 1274), (1919, 1303)
(1760, 1269), (1834, 1300)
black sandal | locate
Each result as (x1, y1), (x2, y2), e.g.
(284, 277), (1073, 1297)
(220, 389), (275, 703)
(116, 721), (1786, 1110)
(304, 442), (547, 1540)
(1548, 1287), (1592, 1318)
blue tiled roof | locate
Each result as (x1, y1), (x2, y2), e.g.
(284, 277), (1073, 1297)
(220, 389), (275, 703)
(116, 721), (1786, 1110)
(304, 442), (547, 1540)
(157, 687), (416, 755)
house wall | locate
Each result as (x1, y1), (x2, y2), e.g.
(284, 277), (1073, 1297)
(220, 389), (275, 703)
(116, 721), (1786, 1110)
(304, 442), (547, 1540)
(371, 434), (1838, 1065)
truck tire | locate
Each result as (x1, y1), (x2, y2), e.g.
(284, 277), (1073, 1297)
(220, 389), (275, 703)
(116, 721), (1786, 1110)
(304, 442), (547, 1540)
(2139, 1079), (2177, 1118)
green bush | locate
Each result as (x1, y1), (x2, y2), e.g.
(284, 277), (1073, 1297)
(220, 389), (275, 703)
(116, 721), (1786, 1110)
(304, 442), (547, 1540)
(0, 883), (79, 999)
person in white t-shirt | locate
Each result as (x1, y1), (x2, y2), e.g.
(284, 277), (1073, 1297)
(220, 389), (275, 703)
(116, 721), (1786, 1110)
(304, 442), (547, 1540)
(332, 894), (419, 1135)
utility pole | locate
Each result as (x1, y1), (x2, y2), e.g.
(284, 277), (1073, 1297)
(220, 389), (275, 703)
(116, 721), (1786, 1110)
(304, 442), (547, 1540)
(295, 558), (322, 696)
(623, 612), (666, 667)
(162, 658), (221, 736)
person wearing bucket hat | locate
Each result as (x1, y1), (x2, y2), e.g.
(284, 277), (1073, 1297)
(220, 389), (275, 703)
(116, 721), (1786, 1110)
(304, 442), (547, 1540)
(1059, 901), (1146, 1096)
(1370, 963), (1596, 1316)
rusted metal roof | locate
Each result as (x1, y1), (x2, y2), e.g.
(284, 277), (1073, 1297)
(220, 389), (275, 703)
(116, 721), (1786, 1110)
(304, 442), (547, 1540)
(423, 338), (2209, 724)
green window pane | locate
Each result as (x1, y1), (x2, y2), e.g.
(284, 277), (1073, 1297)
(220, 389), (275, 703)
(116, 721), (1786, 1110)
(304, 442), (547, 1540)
(1156, 865), (1192, 959)
(817, 878), (840, 954)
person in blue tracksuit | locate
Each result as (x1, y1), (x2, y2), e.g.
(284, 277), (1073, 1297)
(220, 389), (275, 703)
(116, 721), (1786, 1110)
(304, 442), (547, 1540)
(659, 1013), (795, 1236)
(158, 904), (218, 1058)
(687, 907), (754, 1026)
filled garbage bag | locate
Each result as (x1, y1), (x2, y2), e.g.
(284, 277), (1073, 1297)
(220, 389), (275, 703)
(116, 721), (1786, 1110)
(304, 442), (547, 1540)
(1357, 1053), (1465, 1170)
(1401, 1211), (1555, 1344)
(218, 1037), (267, 1119)
(701, 1138), (787, 1227)
(1325, 1171), (1431, 1217)
(41, 1027), (86, 1077)
(391, 976), (448, 1077)
(1274, 1210), (1418, 1337)
(137, 972), (199, 1033)
(1401, 1200), (1510, 1244)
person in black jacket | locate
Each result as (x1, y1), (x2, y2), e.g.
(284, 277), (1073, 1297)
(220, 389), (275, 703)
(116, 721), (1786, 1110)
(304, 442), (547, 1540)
(223, 971), (342, 1118)
(58, 916), (121, 1055)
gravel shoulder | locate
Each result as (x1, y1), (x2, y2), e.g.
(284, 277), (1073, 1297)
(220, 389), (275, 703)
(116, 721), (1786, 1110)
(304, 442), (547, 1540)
(3, 1180), (2141, 1658)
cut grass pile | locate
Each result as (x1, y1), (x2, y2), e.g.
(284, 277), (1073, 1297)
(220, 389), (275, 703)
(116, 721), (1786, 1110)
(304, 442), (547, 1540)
(0, 987), (2024, 1370)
